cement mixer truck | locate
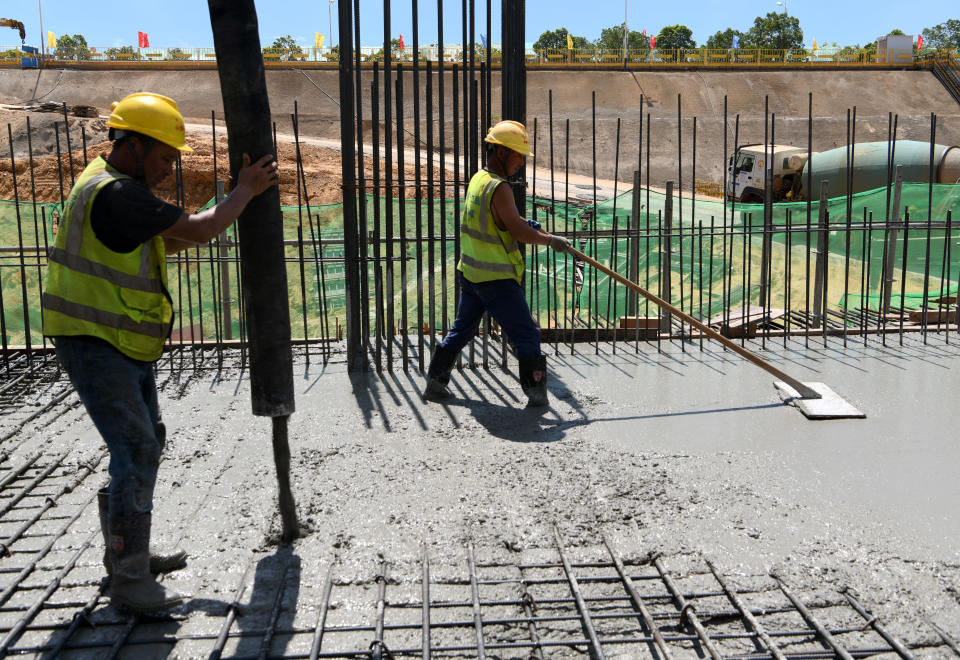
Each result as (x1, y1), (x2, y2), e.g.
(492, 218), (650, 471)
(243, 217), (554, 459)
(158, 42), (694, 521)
(728, 140), (960, 203)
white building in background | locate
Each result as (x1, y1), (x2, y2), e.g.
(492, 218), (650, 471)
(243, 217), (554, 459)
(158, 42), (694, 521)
(877, 34), (914, 64)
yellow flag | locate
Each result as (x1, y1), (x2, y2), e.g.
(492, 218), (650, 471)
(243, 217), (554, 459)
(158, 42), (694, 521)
(566, 33), (573, 50)
(47, 31), (57, 48)
(315, 32), (325, 49)
(812, 38), (817, 51)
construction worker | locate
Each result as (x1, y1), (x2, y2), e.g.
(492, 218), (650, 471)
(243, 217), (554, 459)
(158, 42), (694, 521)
(41, 92), (278, 612)
(424, 120), (571, 406)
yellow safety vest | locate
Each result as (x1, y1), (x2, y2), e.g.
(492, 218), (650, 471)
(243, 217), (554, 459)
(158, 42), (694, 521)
(457, 169), (524, 284)
(42, 157), (173, 362)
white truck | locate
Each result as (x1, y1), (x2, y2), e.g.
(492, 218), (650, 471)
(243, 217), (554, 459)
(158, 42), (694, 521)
(728, 141), (960, 203)
(727, 144), (813, 203)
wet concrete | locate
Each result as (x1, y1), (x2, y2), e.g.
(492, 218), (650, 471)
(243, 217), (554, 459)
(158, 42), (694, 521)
(558, 337), (960, 558)
(5, 332), (959, 655)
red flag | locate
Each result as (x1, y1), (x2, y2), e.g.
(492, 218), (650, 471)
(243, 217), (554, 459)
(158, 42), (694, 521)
(651, 35), (656, 49)
(138, 31), (149, 48)
(642, 29), (646, 36)
(399, 34), (404, 51)
(917, 34), (923, 50)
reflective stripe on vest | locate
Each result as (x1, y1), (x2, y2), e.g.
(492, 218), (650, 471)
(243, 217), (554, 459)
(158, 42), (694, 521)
(42, 158), (172, 362)
(457, 171), (524, 283)
(43, 293), (168, 338)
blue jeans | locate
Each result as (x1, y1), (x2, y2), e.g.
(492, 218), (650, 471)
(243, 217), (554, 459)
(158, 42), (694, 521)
(54, 336), (164, 518)
(440, 272), (542, 360)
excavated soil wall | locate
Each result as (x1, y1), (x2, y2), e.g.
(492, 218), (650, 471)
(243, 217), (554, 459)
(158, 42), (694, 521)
(3, 68), (959, 189)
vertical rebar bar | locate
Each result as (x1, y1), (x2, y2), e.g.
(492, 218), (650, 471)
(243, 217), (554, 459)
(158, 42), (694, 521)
(776, 579), (855, 660)
(466, 543), (488, 659)
(653, 556), (723, 660)
(554, 525), (606, 660)
(421, 547), (431, 660)
(308, 565), (335, 660)
(396, 69), (409, 370)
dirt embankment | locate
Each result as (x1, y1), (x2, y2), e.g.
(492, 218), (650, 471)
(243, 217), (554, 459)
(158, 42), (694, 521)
(1, 108), (449, 211)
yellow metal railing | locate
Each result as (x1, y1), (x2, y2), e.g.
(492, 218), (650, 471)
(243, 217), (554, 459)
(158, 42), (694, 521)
(0, 44), (928, 68)
(525, 46), (897, 66)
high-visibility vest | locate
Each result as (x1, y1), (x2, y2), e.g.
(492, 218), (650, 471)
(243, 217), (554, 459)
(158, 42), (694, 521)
(42, 157), (173, 362)
(457, 169), (524, 284)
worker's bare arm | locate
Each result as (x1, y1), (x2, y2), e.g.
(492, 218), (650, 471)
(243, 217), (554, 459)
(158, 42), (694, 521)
(161, 153), (277, 244)
(163, 237), (197, 255)
(490, 182), (551, 246)
(490, 182), (570, 252)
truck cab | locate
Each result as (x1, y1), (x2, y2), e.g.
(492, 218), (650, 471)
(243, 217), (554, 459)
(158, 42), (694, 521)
(728, 144), (812, 203)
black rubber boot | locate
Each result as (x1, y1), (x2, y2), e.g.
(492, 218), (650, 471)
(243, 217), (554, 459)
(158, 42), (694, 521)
(109, 515), (185, 612)
(519, 355), (549, 407)
(424, 346), (458, 400)
(98, 489), (187, 575)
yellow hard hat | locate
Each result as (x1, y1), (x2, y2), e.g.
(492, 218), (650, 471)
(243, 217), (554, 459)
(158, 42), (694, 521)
(484, 120), (533, 157)
(107, 92), (193, 153)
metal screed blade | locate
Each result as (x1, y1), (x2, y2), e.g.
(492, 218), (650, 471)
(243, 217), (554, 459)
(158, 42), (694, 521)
(774, 381), (866, 419)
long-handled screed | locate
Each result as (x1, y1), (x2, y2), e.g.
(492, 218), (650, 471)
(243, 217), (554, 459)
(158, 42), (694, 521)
(568, 246), (864, 419)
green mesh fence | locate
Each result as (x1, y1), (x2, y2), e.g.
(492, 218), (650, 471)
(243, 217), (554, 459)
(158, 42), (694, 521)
(1, 184), (958, 346)
(526, 182), (960, 325)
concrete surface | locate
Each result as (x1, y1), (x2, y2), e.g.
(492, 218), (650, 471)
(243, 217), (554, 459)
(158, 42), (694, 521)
(8, 331), (956, 656)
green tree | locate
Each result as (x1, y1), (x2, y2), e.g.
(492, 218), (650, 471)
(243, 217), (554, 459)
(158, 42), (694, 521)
(922, 19), (960, 49)
(368, 38), (405, 61)
(887, 29), (906, 36)
(742, 12), (803, 49)
(655, 24), (696, 50)
(595, 25), (649, 52)
(105, 45), (135, 60)
(533, 28), (589, 51)
(54, 34), (90, 61)
(263, 34), (303, 61)
(705, 28), (744, 49)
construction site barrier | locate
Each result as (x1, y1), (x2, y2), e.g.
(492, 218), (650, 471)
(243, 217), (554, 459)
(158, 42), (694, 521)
(1, 184), (957, 349)
(3, 46), (957, 70)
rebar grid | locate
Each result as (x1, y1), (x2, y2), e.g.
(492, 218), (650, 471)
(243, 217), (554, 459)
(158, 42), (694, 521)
(0, 519), (952, 658)
(1, 2), (958, 378)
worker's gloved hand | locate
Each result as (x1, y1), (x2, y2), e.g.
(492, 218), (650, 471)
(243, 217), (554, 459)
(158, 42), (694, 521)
(549, 235), (572, 253)
(526, 218), (543, 231)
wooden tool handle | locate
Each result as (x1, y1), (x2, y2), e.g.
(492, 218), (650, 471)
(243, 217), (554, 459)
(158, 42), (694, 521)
(567, 246), (821, 400)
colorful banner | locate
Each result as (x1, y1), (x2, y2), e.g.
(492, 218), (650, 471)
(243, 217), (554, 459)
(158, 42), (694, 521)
(137, 31), (149, 48)
(47, 31), (56, 48)
(917, 34), (923, 50)
(399, 34), (404, 51)
(566, 33), (573, 50)
(315, 32), (324, 49)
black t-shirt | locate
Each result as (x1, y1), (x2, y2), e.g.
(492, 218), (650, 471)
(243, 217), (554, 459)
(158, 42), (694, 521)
(90, 158), (183, 253)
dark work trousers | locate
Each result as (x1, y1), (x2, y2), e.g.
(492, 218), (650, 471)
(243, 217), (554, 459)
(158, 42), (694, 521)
(54, 335), (165, 519)
(439, 271), (542, 360)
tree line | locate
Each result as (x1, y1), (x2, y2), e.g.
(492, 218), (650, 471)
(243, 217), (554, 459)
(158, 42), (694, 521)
(534, 16), (960, 52)
(25, 19), (960, 62)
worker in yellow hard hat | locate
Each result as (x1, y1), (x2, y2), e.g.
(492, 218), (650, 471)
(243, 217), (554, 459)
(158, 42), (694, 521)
(42, 92), (278, 613)
(424, 120), (572, 407)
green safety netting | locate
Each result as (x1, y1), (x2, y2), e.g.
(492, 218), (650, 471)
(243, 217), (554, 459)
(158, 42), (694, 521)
(1, 184), (958, 346)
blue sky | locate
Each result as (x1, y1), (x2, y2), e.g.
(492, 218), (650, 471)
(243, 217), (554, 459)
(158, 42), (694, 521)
(8, 1), (956, 50)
